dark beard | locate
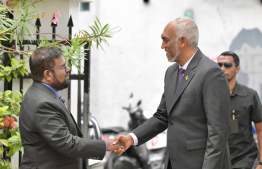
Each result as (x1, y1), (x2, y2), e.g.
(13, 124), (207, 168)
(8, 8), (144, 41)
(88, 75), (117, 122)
(51, 72), (70, 90)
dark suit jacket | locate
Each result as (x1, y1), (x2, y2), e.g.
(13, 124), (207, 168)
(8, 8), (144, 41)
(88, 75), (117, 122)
(19, 82), (106, 169)
(133, 49), (231, 169)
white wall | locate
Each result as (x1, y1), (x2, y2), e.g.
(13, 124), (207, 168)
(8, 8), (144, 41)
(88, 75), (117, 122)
(9, 0), (262, 130)
(7, 0), (262, 167)
(77, 0), (262, 129)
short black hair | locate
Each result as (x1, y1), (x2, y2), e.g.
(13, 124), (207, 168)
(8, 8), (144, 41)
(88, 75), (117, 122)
(29, 47), (63, 81)
(218, 51), (240, 67)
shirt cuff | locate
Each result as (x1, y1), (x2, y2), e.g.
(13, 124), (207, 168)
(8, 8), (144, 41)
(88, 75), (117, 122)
(129, 133), (138, 145)
(104, 140), (107, 151)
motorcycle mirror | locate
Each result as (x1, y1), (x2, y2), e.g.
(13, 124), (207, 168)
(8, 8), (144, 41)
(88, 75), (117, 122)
(128, 93), (133, 107)
(137, 100), (142, 106)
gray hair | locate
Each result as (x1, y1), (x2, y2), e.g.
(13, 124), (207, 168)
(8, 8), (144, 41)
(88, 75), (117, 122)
(174, 17), (199, 48)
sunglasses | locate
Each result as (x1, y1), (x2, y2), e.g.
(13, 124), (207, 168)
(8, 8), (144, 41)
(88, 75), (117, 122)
(217, 62), (232, 68)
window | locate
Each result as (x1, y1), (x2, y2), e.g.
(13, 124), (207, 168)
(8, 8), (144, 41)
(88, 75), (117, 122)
(80, 2), (90, 12)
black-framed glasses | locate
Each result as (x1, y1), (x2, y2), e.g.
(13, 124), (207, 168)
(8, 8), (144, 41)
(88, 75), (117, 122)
(217, 62), (232, 68)
(42, 64), (67, 74)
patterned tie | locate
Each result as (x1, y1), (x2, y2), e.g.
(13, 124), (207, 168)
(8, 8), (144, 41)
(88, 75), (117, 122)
(59, 95), (68, 110)
(176, 68), (185, 90)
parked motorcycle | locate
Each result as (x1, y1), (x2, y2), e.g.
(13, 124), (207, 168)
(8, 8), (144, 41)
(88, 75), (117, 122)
(102, 93), (166, 169)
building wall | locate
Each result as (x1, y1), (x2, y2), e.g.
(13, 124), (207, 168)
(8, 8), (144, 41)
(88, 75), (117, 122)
(4, 0), (262, 167)
(79, 0), (262, 129)
(6, 0), (262, 132)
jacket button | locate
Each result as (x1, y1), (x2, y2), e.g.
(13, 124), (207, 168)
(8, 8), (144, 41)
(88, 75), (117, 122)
(169, 121), (173, 126)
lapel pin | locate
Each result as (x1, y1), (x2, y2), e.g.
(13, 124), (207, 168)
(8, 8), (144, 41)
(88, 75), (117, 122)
(185, 75), (189, 80)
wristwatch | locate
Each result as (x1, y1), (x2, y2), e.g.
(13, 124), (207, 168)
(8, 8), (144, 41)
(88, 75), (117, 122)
(259, 161), (262, 165)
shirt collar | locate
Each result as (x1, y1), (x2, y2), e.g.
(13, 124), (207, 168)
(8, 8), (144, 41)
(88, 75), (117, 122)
(41, 82), (59, 96)
(179, 49), (198, 70)
(231, 82), (244, 97)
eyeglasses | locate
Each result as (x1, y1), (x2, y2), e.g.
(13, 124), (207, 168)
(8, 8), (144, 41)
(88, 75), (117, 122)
(42, 64), (67, 74)
(217, 62), (232, 68)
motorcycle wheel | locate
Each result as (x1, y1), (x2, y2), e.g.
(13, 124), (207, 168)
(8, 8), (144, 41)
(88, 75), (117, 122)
(105, 152), (141, 169)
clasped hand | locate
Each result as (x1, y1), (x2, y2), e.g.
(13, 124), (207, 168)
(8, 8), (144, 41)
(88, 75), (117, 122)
(106, 139), (126, 155)
(106, 134), (135, 156)
(111, 134), (134, 156)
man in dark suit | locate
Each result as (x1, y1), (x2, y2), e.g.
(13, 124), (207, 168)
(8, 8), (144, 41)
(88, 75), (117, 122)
(19, 47), (124, 169)
(114, 17), (231, 169)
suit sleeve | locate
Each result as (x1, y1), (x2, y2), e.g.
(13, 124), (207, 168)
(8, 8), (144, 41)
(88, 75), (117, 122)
(34, 101), (106, 160)
(202, 67), (230, 168)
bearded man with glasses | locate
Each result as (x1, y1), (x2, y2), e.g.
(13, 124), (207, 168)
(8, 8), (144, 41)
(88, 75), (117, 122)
(218, 51), (262, 169)
(19, 47), (125, 169)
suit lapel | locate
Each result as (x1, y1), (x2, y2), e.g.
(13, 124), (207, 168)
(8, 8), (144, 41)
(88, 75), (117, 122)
(55, 95), (84, 137)
(168, 69), (195, 113)
(33, 82), (84, 137)
(167, 49), (202, 114)
(69, 112), (83, 137)
(170, 65), (179, 99)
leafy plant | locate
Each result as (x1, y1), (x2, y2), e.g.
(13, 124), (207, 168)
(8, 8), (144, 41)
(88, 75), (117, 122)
(0, 90), (23, 168)
(0, 0), (117, 168)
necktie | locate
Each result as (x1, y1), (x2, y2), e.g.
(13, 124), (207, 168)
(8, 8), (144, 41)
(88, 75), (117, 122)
(176, 68), (185, 90)
(59, 95), (68, 110)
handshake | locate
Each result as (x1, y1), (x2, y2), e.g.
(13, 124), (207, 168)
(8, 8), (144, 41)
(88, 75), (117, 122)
(105, 135), (134, 156)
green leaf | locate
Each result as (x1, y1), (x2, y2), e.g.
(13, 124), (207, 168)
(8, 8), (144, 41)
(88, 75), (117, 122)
(0, 139), (9, 147)
(9, 32), (15, 42)
(26, 3), (29, 14)
(1, 159), (7, 166)
(9, 130), (17, 136)
(4, 90), (12, 96)
(10, 143), (22, 155)
(11, 59), (19, 67)
(19, 67), (25, 76)
(101, 24), (109, 34)
(89, 26), (97, 35)
(4, 66), (12, 72)
(1, 112), (11, 116)
(20, 7), (25, 18)
(8, 135), (20, 144)
(13, 70), (18, 78)
(0, 106), (9, 111)
(96, 17), (102, 28)
(7, 147), (14, 157)
(0, 146), (3, 154)
(6, 75), (12, 82)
